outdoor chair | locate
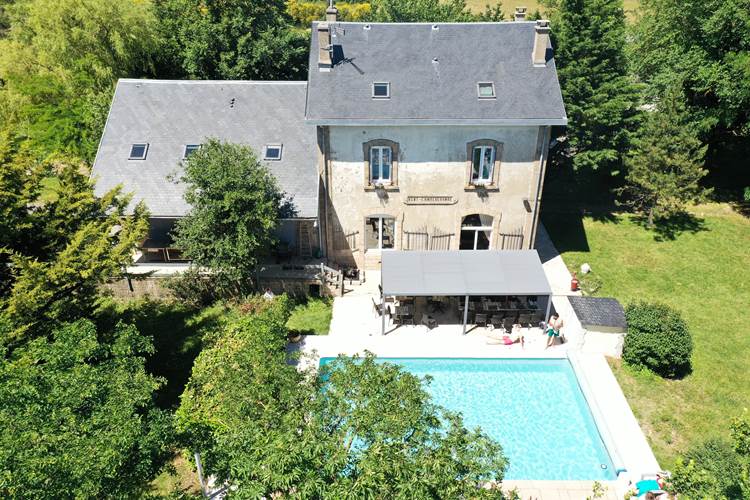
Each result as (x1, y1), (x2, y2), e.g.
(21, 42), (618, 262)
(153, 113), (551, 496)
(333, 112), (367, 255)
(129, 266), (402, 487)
(502, 317), (515, 333)
(421, 314), (438, 330)
(518, 313), (532, 327)
(532, 311), (545, 326)
(395, 312), (414, 326)
(372, 298), (388, 317)
(474, 313), (488, 328)
(490, 315), (504, 328)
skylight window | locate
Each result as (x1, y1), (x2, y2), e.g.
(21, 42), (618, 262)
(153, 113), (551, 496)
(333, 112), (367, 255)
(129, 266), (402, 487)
(477, 82), (496, 99)
(263, 144), (283, 161)
(183, 144), (201, 158)
(129, 143), (149, 160)
(372, 82), (390, 99)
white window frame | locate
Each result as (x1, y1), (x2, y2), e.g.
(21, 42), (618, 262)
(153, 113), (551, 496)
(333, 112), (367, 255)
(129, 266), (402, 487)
(471, 145), (495, 184)
(460, 215), (493, 250)
(460, 226), (493, 250)
(477, 82), (496, 99)
(129, 143), (149, 160)
(263, 144), (283, 161)
(369, 146), (392, 185)
(183, 144), (201, 159)
(366, 216), (397, 251)
(372, 82), (390, 99)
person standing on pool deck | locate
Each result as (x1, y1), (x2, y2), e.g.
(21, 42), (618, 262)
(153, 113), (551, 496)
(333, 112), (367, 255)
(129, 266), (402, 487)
(545, 313), (563, 348)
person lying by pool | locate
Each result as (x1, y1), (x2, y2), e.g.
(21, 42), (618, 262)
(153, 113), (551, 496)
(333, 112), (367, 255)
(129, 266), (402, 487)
(545, 313), (563, 349)
(486, 330), (524, 346)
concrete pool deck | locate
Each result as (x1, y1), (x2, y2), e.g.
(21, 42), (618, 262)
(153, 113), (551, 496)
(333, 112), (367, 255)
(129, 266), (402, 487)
(293, 226), (660, 498)
(297, 324), (658, 498)
(294, 266), (658, 498)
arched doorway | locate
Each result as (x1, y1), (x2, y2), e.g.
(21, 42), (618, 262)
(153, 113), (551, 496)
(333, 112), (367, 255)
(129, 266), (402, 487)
(459, 214), (493, 250)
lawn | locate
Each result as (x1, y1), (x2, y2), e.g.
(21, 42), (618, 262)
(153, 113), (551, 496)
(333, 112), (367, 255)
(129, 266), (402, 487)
(287, 297), (333, 335)
(464, 0), (640, 19)
(543, 204), (750, 465)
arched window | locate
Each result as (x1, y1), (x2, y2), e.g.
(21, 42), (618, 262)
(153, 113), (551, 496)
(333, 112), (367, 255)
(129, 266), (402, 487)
(459, 214), (493, 250)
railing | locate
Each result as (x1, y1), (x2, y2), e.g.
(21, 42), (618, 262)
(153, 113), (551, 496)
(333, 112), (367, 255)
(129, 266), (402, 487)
(499, 228), (524, 250)
(256, 262), (345, 294)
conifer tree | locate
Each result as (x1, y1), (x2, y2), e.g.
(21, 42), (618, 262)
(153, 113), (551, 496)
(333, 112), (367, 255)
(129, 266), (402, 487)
(621, 88), (710, 226)
(546, 0), (641, 173)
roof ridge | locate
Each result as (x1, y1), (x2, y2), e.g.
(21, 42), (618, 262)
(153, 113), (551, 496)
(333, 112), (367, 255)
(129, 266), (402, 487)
(311, 21), (536, 26)
(117, 79), (307, 85)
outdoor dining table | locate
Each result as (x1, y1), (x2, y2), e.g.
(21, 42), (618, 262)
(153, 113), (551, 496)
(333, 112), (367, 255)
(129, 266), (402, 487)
(395, 305), (413, 317)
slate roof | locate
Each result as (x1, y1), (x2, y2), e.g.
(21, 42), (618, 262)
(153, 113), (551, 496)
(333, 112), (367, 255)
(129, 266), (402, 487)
(568, 296), (628, 333)
(305, 22), (567, 124)
(91, 80), (319, 218)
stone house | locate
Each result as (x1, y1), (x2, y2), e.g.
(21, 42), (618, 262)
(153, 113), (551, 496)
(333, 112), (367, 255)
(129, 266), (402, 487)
(91, 11), (565, 273)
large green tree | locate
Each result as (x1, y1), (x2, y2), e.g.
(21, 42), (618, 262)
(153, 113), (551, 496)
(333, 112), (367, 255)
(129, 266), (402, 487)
(0, 147), (149, 345)
(630, 0), (750, 140)
(669, 413), (750, 499)
(367, 0), (504, 22)
(177, 296), (507, 497)
(155, 0), (309, 80)
(0, 0), (162, 159)
(173, 140), (285, 296)
(621, 88), (710, 226)
(545, 0), (641, 173)
(0, 320), (174, 499)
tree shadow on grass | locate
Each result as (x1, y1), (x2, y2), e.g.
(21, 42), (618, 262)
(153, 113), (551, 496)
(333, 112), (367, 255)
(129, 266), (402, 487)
(633, 212), (708, 242)
(540, 209), (621, 256)
(539, 162), (622, 255)
(97, 299), (224, 409)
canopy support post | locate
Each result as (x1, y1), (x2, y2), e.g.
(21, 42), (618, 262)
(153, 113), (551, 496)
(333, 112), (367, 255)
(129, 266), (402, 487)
(544, 295), (552, 325)
(462, 295), (469, 335)
(381, 294), (386, 336)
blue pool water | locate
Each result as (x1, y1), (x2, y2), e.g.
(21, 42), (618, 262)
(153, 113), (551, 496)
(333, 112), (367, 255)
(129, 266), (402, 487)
(319, 357), (616, 480)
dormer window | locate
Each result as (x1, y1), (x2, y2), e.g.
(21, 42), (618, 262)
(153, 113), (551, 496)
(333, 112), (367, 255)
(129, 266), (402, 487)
(477, 82), (496, 99)
(183, 144), (201, 158)
(263, 144), (283, 160)
(129, 143), (149, 160)
(372, 82), (390, 99)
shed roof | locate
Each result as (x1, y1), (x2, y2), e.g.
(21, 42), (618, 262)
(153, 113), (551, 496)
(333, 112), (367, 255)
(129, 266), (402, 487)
(306, 22), (566, 124)
(381, 250), (552, 296)
(91, 79), (319, 218)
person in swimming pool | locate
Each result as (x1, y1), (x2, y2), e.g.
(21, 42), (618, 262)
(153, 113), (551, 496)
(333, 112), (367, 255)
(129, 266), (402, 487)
(545, 313), (563, 348)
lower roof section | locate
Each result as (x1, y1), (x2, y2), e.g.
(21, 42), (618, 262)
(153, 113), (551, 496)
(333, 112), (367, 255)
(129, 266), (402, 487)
(91, 79), (319, 219)
(381, 250), (552, 297)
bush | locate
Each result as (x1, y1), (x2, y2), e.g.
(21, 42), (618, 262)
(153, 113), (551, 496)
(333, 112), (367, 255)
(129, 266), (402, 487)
(744, 186), (750, 203)
(163, 267), (246, 309)
(622, 302), (692, 378)
(670, 438), (745, 499)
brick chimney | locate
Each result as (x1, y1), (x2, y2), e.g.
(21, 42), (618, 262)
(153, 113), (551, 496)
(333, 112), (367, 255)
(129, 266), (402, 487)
(326, 0), (338, 22)
(317, 23), (332, 70)
(514, 7), (527, 21)
(532, 20), (551, 66)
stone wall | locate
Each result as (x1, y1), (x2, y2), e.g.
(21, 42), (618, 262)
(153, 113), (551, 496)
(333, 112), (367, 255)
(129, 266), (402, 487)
(322, 125), (549, 268)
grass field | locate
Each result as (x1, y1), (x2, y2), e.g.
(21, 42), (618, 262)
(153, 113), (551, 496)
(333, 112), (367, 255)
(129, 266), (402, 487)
(543, 204), (750, 465)
(287, 297), (333, 335)
(465, 0), (640, 18)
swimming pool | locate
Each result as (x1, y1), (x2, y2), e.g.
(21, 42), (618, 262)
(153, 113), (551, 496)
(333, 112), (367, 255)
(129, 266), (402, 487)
(319, 357), (616, 481)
